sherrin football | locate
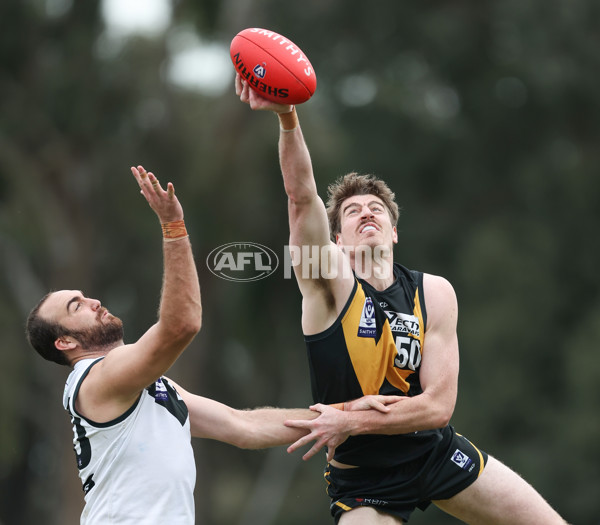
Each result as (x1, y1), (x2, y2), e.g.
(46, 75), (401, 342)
(230, 28), (317, 105)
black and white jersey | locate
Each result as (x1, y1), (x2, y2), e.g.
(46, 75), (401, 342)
(63, 358), (196, 524)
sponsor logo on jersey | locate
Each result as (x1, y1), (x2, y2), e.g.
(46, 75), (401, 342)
(147, 379), (188, 426)
(358, 297), (376, 338)
(355, 497), (389, 506)
(384, 311), (420, 337)
(154, 378), (169, 402)
(451, 449), (474, 471)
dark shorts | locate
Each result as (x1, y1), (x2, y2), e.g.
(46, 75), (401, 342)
(325, 427), (488, 523)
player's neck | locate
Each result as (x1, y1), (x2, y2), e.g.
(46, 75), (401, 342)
(69, 342), (123, 367)
(351, 254), (395, 291)
(360, 272), (395, 291)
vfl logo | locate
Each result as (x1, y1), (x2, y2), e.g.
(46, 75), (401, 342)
(253, 63), (266, 78)
(207, 242), (279, 282)
(450, 449), (474, 471)
(358, 297), (376, 338)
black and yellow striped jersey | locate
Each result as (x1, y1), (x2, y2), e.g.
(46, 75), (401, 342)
(305, 263), (449, 467)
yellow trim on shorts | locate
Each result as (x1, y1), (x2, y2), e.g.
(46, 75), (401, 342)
(473, 444), (485, 476)
(457, 432), (485, 477)
(334, 501), (353, 511)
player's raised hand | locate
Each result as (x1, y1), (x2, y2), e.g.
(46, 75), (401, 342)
(235, 74), (293, 114)
(131, 165), (183, 224)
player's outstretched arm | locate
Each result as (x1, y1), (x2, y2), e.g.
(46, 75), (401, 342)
(85, 166), (202, 407)
(175, 378), (401, 454)
(171, 378), (317, 448)
(235, 75), (354, 334)
(236, 74), (330, 253)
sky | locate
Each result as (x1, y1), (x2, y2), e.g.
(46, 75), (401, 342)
(101, 0), (171, 36)
(100, 0), (232, 95)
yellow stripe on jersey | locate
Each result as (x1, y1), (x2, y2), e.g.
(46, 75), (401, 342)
(340, 283), (424, 396)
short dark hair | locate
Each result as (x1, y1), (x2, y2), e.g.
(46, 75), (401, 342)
(326, 172), (400, 239)
(25, 292), (70, 367)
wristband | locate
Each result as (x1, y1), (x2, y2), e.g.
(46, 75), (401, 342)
(278, 107), (298, 132)
(161, 220), (188, 242)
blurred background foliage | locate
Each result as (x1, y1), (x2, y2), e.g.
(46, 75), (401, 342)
(1, 0), (598, 523)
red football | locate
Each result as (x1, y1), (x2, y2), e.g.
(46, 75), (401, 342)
(230, 28), (317, 105)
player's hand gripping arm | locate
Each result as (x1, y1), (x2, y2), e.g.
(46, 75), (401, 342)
(173, 377), (402, 453)
(81, 166), (202, 412)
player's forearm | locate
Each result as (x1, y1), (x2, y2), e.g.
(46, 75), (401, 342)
(348, 394), (452, 436)
(278, 110), (317, 205)
(159, 236), (202, 340)
(237, 407), (317, 449)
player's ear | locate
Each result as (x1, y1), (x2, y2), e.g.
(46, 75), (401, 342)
(392, 226), (398, 244)
(55, 336), (78, 351)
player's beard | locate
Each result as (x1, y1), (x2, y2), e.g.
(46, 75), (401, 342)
(66, 316), (124, 351)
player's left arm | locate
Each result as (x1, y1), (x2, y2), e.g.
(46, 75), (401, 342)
(408, 273), (460, 426)
(168, 378), (317, 448)
(285, 274), (460, 458)
(170, 379), (402, 451)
